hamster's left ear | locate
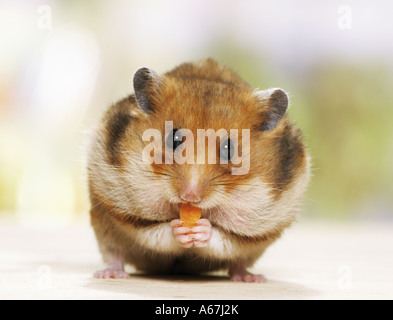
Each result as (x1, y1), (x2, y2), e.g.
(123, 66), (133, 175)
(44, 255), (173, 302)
(255, 88), (289, 131)
(133, 67), (163, 113)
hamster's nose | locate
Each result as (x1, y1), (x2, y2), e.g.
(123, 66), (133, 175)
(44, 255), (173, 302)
(180, 184), (202, 203)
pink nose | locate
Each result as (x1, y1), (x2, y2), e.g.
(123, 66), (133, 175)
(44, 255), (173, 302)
(180, 185), (201, 203)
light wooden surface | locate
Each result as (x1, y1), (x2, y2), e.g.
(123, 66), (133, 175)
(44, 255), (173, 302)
(0, 216), (392, 300)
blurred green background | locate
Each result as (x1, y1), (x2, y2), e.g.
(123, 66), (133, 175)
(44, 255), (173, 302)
(0, 0), (392, 224)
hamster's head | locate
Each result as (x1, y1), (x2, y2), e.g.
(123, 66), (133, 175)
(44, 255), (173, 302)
(95, 62), (309, 237)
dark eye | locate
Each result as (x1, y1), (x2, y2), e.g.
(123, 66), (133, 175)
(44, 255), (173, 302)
(166, 128), (184, 150)
(220, 138), (234, 161)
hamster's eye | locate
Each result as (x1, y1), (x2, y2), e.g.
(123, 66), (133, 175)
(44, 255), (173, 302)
(166, 128), (184, 150)
(220, 139), (234, 161)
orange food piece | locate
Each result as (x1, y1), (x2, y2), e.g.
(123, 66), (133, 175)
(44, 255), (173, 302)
(180, 203), (201, 228)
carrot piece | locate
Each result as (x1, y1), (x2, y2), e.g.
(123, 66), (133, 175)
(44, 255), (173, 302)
(180, 203), (201, 228)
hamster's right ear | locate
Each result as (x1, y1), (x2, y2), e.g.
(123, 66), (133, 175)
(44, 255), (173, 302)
(133, 67), (163, 113)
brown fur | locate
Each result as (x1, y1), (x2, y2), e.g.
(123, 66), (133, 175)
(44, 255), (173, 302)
(87, 58), (310, 276)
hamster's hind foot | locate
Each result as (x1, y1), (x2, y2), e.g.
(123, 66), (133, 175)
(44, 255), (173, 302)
(229, 262), (266, 283)
(93, 253), (129, 279)
(93, 268), (130, 279)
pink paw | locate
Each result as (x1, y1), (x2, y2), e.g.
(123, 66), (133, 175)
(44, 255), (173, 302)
(229, 262), (267, 283)
(171, 218), (212, 248)
(93, 268), (129, 279)
(230, 271), (267, 283)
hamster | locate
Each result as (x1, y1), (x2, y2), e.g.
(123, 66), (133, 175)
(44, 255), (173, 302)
(87, 58), (310, 282)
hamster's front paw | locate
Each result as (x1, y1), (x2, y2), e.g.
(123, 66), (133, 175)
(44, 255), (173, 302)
(170, 218), (212, 248)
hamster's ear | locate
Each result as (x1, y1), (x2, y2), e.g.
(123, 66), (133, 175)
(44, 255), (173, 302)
(133, 67), (163, 113)
(255, 88), (289, 131)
